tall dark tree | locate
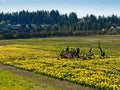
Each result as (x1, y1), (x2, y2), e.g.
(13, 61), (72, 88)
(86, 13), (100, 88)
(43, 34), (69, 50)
(50, 10), (60, 24)
(0, 10), (120, 39)
(69, 12), (78, 24)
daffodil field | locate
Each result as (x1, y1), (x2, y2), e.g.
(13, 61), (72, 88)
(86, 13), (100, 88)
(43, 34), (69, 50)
(0, 35), (120, 90)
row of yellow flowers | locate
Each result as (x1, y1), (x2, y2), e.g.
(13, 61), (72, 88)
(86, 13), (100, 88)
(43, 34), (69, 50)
(0, 45), (120, 90)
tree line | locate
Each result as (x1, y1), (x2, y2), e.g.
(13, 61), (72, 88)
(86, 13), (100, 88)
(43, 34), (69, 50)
(0, 10), (120, 39)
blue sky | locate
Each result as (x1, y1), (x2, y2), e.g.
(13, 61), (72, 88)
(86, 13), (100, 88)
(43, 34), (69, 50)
(0, 0), (120, 17)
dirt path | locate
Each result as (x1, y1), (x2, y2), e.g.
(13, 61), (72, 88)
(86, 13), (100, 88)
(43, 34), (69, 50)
(0, 63), (97, 90)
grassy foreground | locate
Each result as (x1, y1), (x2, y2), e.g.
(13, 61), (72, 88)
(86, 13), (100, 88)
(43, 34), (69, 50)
(0, 69), (33, 90)
(0, 35), (120, 90)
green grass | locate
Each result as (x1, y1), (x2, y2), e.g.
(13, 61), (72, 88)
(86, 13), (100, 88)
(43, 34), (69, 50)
(0, 69), (33, 90)
(1, 35), (119, 56)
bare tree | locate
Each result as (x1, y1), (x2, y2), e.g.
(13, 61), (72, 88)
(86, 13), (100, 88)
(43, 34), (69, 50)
(87, 47), (94, 59)
(75, 48), (80, 58)
(66, 46), (69, 52)
(60, 50), (72, 59)
(98, 43), (106, 58)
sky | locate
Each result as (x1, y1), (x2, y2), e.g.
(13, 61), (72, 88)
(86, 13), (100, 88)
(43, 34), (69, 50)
(0, 0), (120, 18)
